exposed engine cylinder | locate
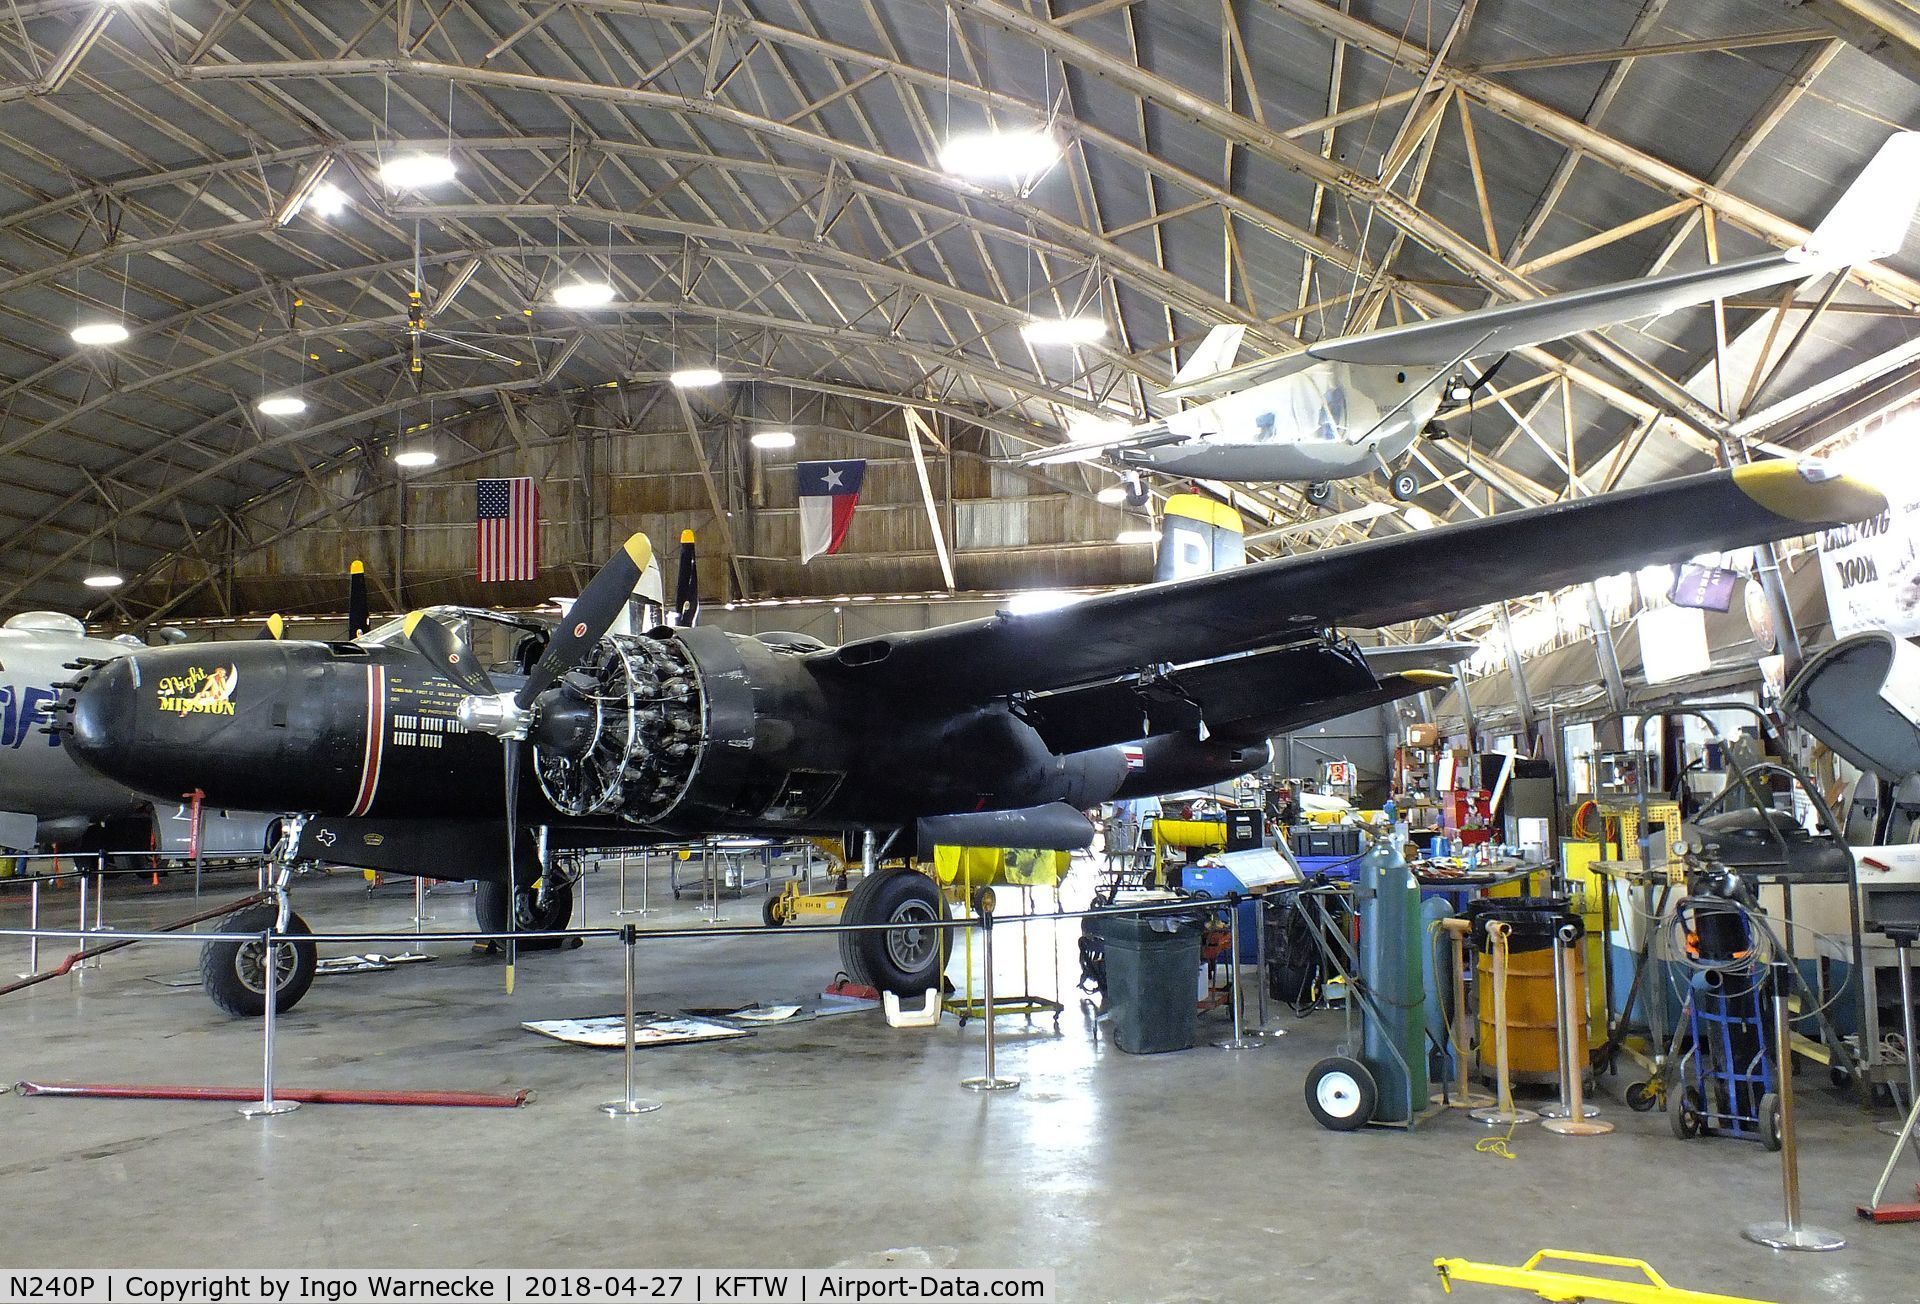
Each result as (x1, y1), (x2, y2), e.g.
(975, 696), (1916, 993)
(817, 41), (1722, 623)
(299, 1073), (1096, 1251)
(534, 633), (704, 822)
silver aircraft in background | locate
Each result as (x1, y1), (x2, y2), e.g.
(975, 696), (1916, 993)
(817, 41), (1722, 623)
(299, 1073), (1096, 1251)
(1024, 132), (1920, 506)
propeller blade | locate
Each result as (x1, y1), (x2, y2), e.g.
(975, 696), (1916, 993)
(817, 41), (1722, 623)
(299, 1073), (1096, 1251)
(515, 532), (654, 710)
(346, 560), (371, 640)
(674, 529), (699, 627)
(502, 739), (521, 994)
(402, 611), (496, 697)
(255, 614), (285, 641)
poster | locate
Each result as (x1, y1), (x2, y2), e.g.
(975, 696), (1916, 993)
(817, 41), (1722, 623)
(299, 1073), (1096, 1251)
(1817, 425), (1920, 637)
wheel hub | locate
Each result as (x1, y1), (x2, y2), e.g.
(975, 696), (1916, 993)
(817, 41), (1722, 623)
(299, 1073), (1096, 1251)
(884, 900), (938, 971)
(235, 938), (299, 995)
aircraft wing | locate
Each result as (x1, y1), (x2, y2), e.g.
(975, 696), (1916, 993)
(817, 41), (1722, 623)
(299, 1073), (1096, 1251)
(1162, 131), (1920, 401)
(810, 463), (1882, 705)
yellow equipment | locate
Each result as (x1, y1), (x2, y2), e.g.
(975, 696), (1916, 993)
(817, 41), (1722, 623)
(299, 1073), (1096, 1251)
(1149, 817), (1227, 886)
(1435, 1250), (1774, 1304)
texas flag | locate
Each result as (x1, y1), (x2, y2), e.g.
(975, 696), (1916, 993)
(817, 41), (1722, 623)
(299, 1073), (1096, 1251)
(798, 459), (866, 563)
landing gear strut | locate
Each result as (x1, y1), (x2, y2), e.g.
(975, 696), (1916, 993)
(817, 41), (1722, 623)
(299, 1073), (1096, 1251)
(201, 816), (316, 1017)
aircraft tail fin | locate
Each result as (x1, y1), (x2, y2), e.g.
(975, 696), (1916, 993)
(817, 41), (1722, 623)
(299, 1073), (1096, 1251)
(1153, 493), (1245, 583)
(1172, 324), (1246, 387)
(1799, 131), (1920, 265)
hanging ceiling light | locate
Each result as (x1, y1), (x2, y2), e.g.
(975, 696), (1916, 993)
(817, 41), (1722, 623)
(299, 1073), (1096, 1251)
(940, 127), (1061, 181)
(1021, 315), (1106, 347)
(393, 449), (437, 468)
(1115, 528), (1159, 545)
(1095, 484), (1128, 505)
(552, 278), (616, 309)
(670, 366), (723, 389)
(379, 152), (456, 190)
(82, 573), (123, 589)
(70, 320), (129, 346)
(306, 183), (350, 218)
(256, 395), (307, 417)
(751, 429), (796, 450)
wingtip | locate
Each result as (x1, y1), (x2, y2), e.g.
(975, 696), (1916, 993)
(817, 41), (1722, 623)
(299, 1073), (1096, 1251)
(1732, 461), (1887, 526)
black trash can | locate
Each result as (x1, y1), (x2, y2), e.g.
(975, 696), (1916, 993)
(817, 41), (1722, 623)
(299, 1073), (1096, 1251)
(1084, 912), (1204, 1053)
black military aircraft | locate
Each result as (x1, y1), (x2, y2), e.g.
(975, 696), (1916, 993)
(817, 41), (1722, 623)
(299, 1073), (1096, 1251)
(61, 462), (1883, 1015)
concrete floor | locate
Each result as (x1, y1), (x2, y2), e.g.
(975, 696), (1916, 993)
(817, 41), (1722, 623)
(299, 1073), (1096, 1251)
(1, 860), (1918, 1304)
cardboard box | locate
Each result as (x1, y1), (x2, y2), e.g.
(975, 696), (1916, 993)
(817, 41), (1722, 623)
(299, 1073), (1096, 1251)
(1407, 722), (1439, 749)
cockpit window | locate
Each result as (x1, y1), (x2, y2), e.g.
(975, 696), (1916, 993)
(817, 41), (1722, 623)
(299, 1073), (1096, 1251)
(357, 606), (548, 650)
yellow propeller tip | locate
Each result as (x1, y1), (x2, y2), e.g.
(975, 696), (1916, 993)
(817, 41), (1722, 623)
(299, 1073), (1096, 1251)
(264, 614), (285, 639)
(680, 529), (696, 545)
(349, 559), (365, 575)
(401, 610), (426, 637)
(622, 532), (655, 569)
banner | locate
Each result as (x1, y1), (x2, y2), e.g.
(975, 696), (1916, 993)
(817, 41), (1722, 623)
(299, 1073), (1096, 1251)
(1816, 428), (1920, 637)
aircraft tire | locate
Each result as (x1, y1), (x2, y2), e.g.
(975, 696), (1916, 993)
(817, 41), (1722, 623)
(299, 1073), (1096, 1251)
(475, 877), (575, 950)
(1388, 471), (1419, 502)
(838, 868), (947, 995)
(201, 902), (316, 1018)
(1305, 481), (1333, 506)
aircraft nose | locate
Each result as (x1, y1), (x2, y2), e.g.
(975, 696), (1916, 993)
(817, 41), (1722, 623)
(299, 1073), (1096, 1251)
(67, 655), (140, 780)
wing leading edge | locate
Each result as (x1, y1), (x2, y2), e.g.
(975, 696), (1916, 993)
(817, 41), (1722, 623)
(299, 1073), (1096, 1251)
(811, 463), (1883, 704)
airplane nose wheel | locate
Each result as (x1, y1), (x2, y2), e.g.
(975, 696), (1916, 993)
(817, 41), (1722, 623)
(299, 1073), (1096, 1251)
(200, 901), (317, 1018)
(1387, 471), (1419, 502)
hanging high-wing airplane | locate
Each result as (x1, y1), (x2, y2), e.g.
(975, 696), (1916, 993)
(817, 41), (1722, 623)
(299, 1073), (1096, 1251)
(1023, 132), (1920, 506)
(58, 461), (1882, 1016)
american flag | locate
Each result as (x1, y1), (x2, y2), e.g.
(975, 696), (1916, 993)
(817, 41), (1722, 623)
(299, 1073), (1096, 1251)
(476, 477), (538, 582)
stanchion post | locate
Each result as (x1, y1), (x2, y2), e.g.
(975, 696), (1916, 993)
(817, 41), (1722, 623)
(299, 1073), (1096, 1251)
(240, 930), (298, 1118)
(73, 872), (95, 969)
(18, 878), (40, 978)
(1444, 919), (1493, 1109)
(962, 897), (1019, 1092)
(1895, 933), (1919, 1113)
(412, 875), (433, 927)
(1745, 962), (1844, 1251)
(602, 924), (662, 1117)
(1543, 924), (1610, 1136)
(92, 856), (105, 931)
(1472, 923), (1538, 1127)
(1216, 895), (1260, 1051)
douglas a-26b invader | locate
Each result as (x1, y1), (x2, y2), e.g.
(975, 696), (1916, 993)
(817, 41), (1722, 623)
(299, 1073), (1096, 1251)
(59, 463), (1884, 1020)
(1025, 132), (1920, 506)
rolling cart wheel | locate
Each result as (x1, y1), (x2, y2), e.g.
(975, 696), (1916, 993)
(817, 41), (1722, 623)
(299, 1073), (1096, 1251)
(1623, 1079), (1658, 1113)
(1760, 1092), (1783, 1152)
(1668, 1082), (1703, 1140)
(1305, 1056), (1376, 1132)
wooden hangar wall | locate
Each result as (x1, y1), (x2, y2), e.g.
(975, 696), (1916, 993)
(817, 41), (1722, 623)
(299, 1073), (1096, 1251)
(115, 386), (1154, 631)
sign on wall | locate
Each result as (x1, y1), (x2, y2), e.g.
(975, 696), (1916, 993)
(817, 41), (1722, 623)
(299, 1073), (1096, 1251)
(1816, 422), (1920, 638)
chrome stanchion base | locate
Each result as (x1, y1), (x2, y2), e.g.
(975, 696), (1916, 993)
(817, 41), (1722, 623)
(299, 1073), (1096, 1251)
(1538, 1102), (1600, 1120)
(1742, 1222), (1845, 1252)
(238, 1100), (299, 1119)
(1214, 1036), (1263, 1051)
(1542, 1116), (1614, 1136)
(1470, 1106), (1538, 1126)
(960, 1076), (1020, 1093)
(600, 1098), (663, 1117)
(611, 908), (653, 918)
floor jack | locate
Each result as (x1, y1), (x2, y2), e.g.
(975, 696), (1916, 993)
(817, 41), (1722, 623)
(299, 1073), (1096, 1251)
(1434, 1250), (1774, 1304)
(1859, 1093), (1920, 1222)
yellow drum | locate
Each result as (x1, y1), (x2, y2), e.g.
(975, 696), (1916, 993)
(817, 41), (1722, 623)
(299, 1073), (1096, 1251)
(1477, 934), (1587, 1085)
